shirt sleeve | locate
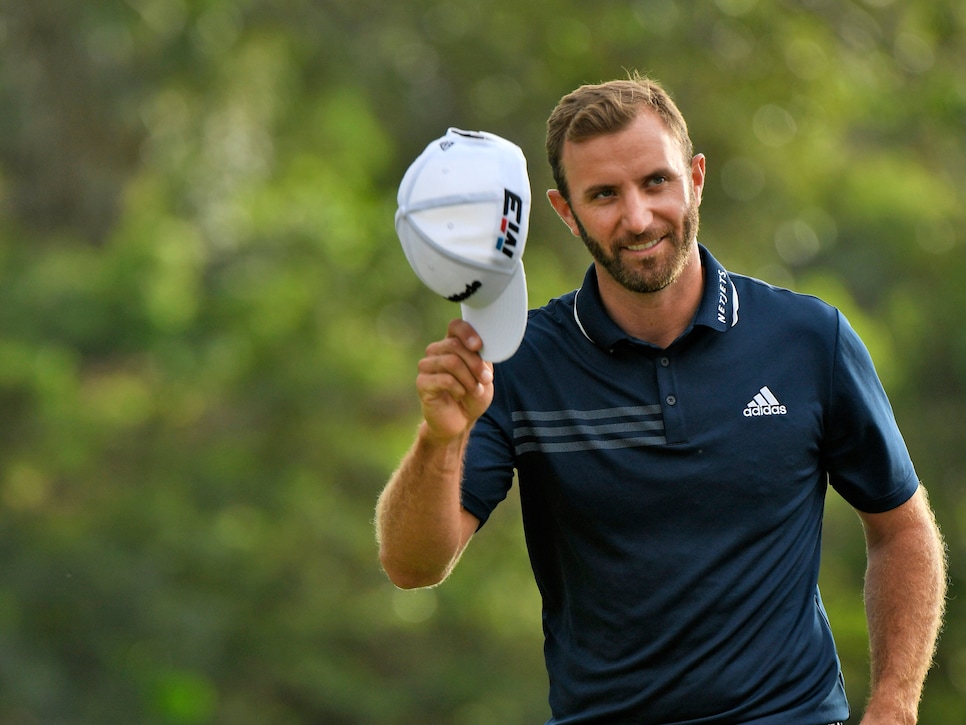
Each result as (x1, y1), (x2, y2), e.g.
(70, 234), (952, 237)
(460, 369), (517, 528)
(822, 310), (919, 513)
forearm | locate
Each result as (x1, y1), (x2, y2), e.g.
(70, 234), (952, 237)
(376, 423), (472, 589)
(861, 491), (947, 723)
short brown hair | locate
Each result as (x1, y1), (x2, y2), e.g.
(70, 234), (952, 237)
(546, 73), (694, 200)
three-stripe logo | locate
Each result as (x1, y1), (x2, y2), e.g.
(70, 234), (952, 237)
(743, 386), (787, 417)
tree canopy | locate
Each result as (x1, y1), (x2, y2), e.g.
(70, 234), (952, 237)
(0, 1), (963, 722)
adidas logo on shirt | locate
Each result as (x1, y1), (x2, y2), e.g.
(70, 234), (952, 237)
(743, 386), (787, 417)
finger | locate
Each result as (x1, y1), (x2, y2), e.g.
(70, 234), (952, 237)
(418, 346), (486, 400)
(446, 319), (484, 354)
(417, 374), (475, 412)
(440, 320), (493, 386)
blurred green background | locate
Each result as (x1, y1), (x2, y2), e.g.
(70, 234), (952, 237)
(0, 0), (963, 722)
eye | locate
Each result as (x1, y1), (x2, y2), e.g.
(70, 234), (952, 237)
(591, 188), (616, 200)
(647, 175), (668, 187)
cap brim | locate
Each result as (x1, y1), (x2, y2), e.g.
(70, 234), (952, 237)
(461, 264), (528, 363)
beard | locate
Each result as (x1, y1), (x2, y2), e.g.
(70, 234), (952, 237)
(574, 199), (701, 294)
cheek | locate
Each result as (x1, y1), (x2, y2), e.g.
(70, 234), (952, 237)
(569, 206), (603, 239)
(664, 195), (694, 223)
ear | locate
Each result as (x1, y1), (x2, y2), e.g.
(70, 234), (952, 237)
(547, 189), (581, 237)
(690, 154), (707, 206)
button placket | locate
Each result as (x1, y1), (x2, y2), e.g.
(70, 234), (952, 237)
(655, 353), (686, 443)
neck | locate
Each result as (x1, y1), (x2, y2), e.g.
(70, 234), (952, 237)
(596, 245), (704, 349)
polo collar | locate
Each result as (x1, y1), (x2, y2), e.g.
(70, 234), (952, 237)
(573, 244), (740, 351)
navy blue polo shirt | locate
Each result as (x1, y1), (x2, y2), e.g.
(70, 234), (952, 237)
(461, 245), (918, 725)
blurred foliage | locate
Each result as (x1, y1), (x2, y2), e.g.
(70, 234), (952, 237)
(0, 0), (964, 722)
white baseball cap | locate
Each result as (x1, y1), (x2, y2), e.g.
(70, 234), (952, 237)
(395, 128), (531, 362)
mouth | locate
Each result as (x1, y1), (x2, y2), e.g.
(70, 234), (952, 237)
(624, 235), (666, 253)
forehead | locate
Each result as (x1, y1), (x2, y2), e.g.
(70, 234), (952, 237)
(562, 111), (685, 189)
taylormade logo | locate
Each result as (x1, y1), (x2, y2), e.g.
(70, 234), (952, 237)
(496, 189), (524, 259)
(447, 280), (482, 302)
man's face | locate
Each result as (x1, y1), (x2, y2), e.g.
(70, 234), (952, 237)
(548, 111), (705, 296)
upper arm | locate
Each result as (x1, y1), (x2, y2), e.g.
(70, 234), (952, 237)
(459, 506), (481, 548)
(856, 485), (939, 548)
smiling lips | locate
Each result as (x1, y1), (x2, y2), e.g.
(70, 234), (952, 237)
(624, 234), (667, 253)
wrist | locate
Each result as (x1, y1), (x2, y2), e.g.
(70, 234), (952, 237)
(417, 420), (470, 454)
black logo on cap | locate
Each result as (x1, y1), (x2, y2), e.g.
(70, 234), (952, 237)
(447, 280), (482, 302)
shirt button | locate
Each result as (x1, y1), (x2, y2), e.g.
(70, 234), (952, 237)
(665, 395), (677, 406)
(660, 357), (670, 367)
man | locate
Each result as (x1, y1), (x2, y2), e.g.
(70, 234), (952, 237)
(376, 75), (946, 724)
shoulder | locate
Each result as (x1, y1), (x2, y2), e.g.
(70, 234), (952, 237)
(731, 271), (834, 312)
(731, 272), (842, 332)
(511, 289), (582, 360)
(489, 288), (591, 405)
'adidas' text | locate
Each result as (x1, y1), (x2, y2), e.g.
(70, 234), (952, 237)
(743, 386), (787, 417)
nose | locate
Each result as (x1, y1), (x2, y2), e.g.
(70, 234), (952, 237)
(621, 190), (653, 235)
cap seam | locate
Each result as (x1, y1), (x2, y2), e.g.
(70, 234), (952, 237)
(397, 215), (519, 276)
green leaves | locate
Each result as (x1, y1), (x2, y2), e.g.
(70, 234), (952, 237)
(0, 0), (964, 722)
